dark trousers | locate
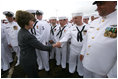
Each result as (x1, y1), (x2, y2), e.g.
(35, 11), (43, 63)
(21, 62), (39, 78)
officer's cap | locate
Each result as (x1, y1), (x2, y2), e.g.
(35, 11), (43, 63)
(36, 10), (43, 15)
(93, 1), (105, 5)
(3, 11), (14, 17)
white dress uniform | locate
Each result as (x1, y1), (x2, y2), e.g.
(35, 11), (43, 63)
(81, 10), (117, 78)
(49, 24), (58, 59)
(107, 61), (117, 78)
(5, 21), (20, 66)
(1, 24), (10, 71)
(59, 24), (87, 75)
(1, 23), (13, 63)
(66, 23), (72, 63)
(54, 24), (69, 68)
(33, 19), (51, 71)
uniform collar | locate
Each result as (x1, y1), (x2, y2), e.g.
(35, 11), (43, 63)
(102, 10), (117, 20)
(9, 21), (14, 24)
(76, 23), (84, 27)
(60, 24), (66, 28)
(50, 24), (57, 27)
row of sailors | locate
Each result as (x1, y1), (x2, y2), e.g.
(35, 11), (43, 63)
(1, 2), (116, 77)
(1, 10), (91, 75)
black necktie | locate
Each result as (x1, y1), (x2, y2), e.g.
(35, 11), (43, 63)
(50, 25), (56, 35)
(56, 26), (66, 38)
(76, 25), (85, 42)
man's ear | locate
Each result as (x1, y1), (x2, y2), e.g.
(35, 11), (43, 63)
(113, 1), (117, 6)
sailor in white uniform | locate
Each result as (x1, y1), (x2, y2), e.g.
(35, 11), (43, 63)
(1, 20), (10, 71)
(54, 16), (69, 69)
(35, 10), (51, 71)
(3, 11), (20, 66)
(49, 17), (58, 59)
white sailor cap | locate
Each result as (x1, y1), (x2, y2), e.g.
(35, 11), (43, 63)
(26, 10), (36, 14)
(91, 14), (99, 18)
(83, 16), (89, 19)
(72, 12), (83, 17)
(3, 11), (14, 17)
(35, 10), (43, 15)
(58, 16), (67, 20)
(49, 17), (57, 20)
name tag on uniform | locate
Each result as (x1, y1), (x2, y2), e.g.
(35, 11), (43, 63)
(110, 24), (117, 27)
(104, 25), (117, 38)
(54, 29), (56, 32)
(13, 26), (18, 30)
(90, 26), (95, 28)
(6, 27), (10, 29)
(36, 26), (38, 29)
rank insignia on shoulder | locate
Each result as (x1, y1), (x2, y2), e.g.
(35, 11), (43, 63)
(36, 26), (38, 29)
(83, 30), (87, 35)
(13, 26), (18, 30)
(104, 27), (117, 38)
(54, 29), (56, 32)
(64, 30), (66, 32)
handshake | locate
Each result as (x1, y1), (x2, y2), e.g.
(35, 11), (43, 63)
(52, 42), (62, 48)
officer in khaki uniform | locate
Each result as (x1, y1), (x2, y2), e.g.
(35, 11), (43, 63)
(80, 1), (117, 78)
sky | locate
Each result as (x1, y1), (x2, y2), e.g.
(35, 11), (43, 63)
(0, 0), (98, 20)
